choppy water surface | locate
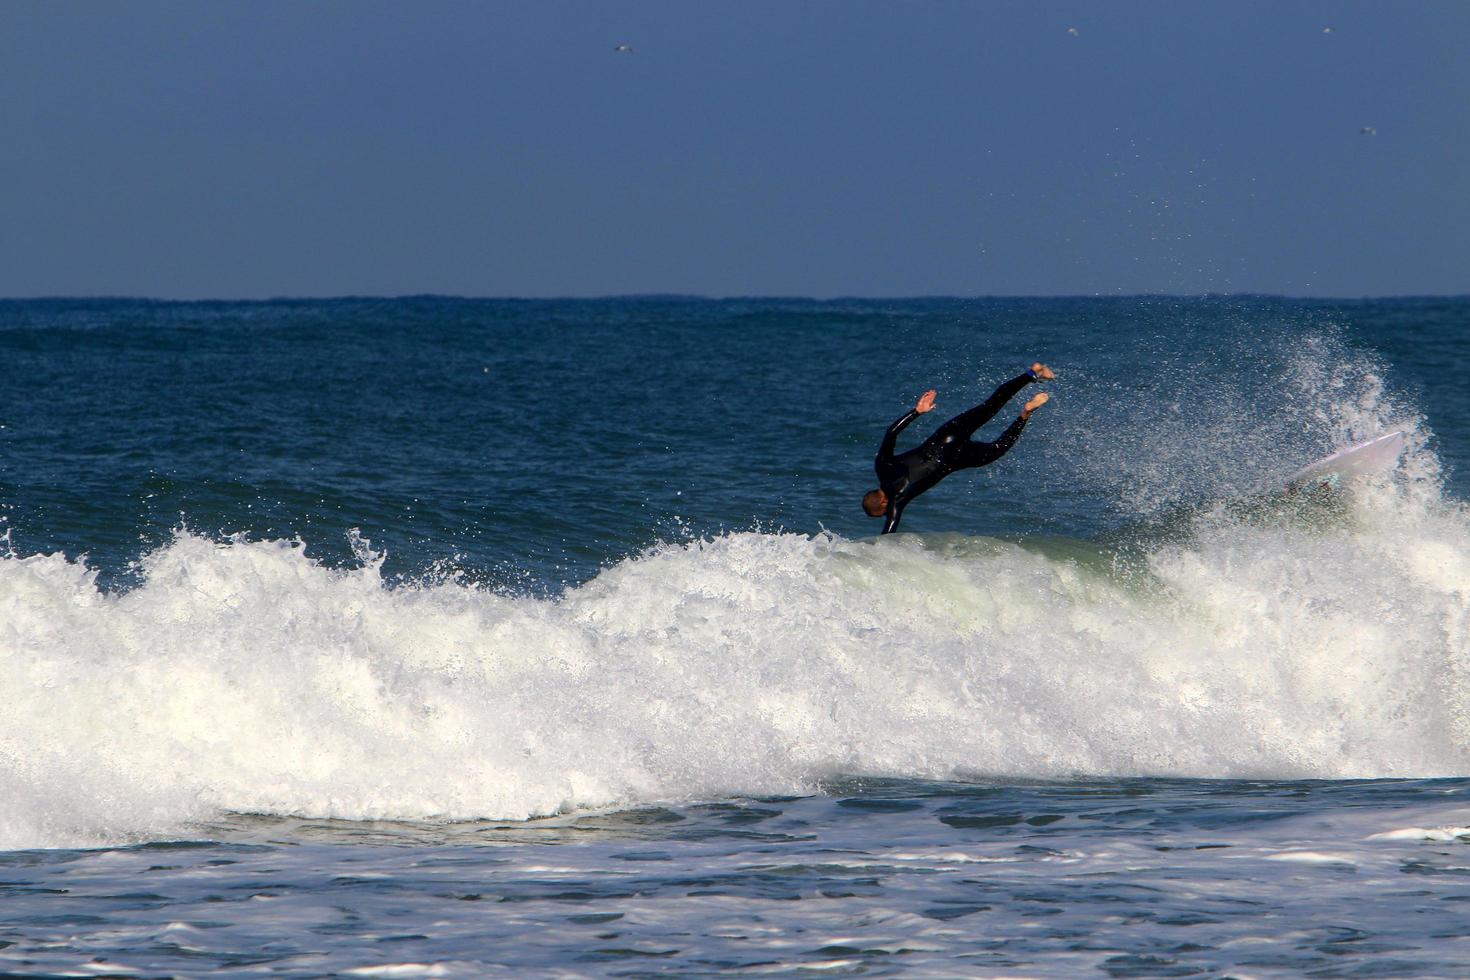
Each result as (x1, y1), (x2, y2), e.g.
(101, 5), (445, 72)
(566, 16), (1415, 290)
(2, 297), (1468, 975)
(8, 779), (1470, 976)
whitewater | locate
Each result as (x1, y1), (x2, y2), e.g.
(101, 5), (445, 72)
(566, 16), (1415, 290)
(5, 439), (1468, 851)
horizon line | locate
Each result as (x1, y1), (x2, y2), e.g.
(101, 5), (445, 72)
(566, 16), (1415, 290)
(2, 291), (1468, 304)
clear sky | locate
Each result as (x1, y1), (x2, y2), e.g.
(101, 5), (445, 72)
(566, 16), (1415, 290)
(3, 1), (1466, 298)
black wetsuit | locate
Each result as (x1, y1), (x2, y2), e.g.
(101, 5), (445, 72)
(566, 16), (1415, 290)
(874, 372), (1037, 534)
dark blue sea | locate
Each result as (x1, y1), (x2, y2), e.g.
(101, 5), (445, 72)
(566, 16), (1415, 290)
(2, 296), (1469, 976)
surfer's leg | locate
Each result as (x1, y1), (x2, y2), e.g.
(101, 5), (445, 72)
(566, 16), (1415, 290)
(938, 373), (1034, 439)
(958, 414), (1030, 468)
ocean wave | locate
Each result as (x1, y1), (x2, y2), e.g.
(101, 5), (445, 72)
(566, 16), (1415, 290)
(3, 459), (1467, 849)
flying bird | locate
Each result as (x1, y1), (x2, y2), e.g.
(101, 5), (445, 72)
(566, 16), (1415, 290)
(614, 44), (634, 53)
(1067, 26), (1080, 36)
(1360, 126), (1377, 136)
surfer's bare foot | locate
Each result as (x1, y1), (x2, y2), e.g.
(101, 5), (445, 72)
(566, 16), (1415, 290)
(1021, 392), (1049, 419)
(1031, 362), (1055, 380)
(915, 389), (937, 414)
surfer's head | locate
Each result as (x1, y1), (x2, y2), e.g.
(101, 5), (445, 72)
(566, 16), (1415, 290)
(862, 488), (888, 517)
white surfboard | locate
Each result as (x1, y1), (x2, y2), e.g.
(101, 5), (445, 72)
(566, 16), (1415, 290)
(1286, 430), (1407, 488)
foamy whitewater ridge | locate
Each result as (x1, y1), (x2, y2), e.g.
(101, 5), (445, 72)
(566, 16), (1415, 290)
(3, 451), (1468, 850)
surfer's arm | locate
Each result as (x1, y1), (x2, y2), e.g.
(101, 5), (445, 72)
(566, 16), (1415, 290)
(881, 499), (905, 534)
(877, 410), (918, 460)
(876, 390), (936, 460)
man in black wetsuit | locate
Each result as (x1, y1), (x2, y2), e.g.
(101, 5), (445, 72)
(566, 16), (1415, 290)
(862, 363), (1054, 534)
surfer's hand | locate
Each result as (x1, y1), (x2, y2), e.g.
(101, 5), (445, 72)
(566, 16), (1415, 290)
(1021, 392), (1049, 419)
(1031, 362), (1055, 380)
(915, 390), (937, 414)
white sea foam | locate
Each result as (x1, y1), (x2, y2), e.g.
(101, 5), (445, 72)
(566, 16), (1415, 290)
(1369, 825), (1470, 842)
(2, 434), (1468, 849)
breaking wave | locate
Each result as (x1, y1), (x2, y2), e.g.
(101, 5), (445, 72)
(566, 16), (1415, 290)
(3, 451), (1468, 849)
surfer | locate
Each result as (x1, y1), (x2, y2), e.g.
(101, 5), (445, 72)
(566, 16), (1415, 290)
(863, 364), (1054, 534)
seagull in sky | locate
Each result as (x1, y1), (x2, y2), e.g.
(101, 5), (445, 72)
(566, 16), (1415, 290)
(614, 44), (634, 53)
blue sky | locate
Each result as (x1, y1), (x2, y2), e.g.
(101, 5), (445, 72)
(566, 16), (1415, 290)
(3, 1), (1466, 298)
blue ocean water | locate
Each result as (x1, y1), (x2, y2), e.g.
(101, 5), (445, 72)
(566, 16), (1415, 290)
(2, 296), (1469, 976)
